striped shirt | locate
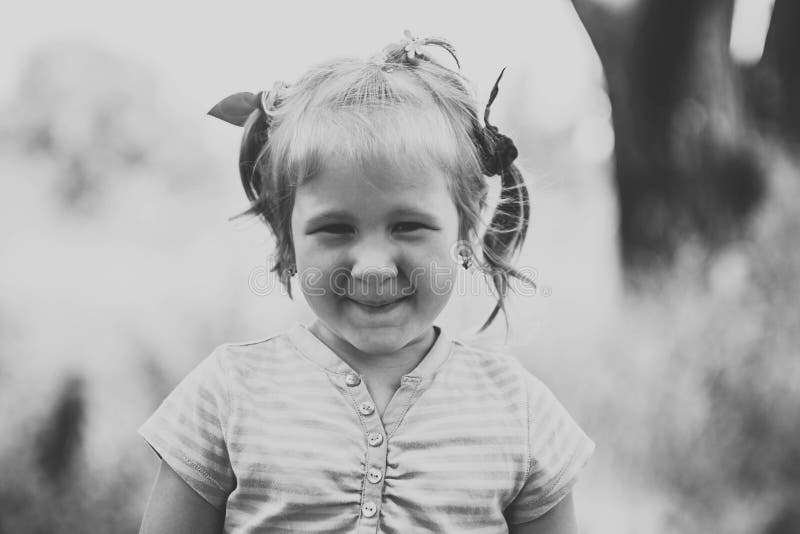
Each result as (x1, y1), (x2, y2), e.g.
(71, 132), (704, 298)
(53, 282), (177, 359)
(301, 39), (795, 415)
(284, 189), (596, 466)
(138, 322), (594, 533)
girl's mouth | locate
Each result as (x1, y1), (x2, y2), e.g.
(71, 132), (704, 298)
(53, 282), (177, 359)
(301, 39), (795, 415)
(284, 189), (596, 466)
(347, 295), (411, 311)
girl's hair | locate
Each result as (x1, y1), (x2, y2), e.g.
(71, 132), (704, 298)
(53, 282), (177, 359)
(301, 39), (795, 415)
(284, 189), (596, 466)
(233, 35), (532, 331)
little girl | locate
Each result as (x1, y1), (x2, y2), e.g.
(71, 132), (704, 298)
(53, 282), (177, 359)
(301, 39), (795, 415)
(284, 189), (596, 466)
(139, 32), (595, 534)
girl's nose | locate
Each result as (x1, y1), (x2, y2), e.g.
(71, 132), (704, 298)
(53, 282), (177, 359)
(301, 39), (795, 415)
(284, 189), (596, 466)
(350, 241), (399, 284)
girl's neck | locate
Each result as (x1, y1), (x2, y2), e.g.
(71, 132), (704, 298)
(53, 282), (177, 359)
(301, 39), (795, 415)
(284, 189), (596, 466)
(308, 320), (437, 380)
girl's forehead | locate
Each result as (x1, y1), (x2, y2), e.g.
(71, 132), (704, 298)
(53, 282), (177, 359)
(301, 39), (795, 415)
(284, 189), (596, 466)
(297, 155), (453, 208)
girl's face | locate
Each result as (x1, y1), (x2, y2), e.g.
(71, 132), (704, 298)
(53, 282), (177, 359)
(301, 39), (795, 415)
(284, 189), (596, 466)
(291, 157), (461, 358)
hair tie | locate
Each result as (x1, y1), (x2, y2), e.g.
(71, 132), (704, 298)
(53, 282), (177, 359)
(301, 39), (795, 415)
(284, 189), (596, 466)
(481, 68), (518, 176)
(395, 30), (461, 70)
(259, 90), (272, 117)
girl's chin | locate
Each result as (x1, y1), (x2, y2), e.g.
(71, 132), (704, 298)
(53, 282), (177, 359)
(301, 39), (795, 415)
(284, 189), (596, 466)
(353, 340), (404, 357)
(332, 322), (423, 356)
(308, 298), (438, 354)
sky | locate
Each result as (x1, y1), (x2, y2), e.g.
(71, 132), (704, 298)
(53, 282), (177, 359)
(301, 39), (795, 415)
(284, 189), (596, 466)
(0, 0), (599, 117)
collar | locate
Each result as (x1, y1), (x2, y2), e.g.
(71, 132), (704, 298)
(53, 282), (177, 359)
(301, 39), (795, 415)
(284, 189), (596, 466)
(287, 322), (453, 382)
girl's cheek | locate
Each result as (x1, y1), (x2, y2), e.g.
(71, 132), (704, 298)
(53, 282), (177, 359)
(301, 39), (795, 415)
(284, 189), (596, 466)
(295, 247), (350, 292)
(295, 240), (342, 267)
(297, 264), (343, 297)
(406, 258), (458, 293)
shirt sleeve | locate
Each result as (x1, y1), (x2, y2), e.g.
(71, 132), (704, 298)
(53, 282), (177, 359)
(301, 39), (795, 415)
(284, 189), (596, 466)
(505, 372), (596, 525)
(138, 348), (236, 510)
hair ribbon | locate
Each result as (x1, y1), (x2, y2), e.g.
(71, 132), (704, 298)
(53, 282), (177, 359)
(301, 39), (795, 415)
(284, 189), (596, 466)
(481, 68), (519, 176)
(207, 82), (286, 126)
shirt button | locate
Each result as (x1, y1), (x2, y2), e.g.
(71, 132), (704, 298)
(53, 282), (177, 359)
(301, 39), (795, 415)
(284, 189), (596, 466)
(368, 432), (384, 447)
(367, 467), (383, 484)
(361, 501), (377, 518)
(345, 373), (361, 387)
(358, 402), (375, 415)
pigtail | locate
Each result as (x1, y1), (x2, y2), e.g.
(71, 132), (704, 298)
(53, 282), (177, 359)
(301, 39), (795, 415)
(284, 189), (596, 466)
(238, 96), (269, 209)
(207, 90), (272, 210)
(476, 69), (534, 333)
(209, 85), (296, 296)
(478, 163), (533, 332)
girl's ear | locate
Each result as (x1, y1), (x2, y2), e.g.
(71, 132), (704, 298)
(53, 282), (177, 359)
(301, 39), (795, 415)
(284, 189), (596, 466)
(207, 92), (260, 127)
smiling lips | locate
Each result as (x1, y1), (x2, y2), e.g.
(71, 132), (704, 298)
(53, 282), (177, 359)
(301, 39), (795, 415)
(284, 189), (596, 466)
(348, 295), (411, 308)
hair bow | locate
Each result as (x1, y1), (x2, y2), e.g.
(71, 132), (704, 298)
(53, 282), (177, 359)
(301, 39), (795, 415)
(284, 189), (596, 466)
(482, 68), (518, 176)
(207, 83), (285, 126)
(207, 92), (262, 126)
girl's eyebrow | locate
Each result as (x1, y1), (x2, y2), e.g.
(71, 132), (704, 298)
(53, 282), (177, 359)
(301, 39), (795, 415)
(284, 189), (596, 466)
(386, 207), (442, 225)
(305, 207), (440, 228)
(304, 210), (354, 228)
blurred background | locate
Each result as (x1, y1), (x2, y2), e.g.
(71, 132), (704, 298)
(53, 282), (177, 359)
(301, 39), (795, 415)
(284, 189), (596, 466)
(1, 0), (797, 532)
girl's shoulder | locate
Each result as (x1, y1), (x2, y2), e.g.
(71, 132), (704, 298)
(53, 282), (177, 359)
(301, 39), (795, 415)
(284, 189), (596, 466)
(449, 336), (523, 362)
(447, 334), (531, 371)
(208, 325), (302, 376)
(445, 335), (548, 393)
(217, 331), (287, 351)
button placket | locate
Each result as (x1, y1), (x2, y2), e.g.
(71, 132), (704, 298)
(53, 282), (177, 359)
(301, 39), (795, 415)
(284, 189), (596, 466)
(381, 376), (422, 437)
(342, 373), (388, 533)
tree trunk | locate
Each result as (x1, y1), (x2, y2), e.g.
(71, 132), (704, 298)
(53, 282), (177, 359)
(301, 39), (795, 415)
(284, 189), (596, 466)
(573, 0), (765, 270)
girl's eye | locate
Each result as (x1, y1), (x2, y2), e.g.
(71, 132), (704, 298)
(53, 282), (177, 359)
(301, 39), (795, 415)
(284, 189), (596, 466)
(393, 222), (427, 233)
(316, 224), (353, 235)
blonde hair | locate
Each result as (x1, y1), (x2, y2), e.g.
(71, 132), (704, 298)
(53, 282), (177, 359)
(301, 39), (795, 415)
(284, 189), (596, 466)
(235, 35), (531, 331)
